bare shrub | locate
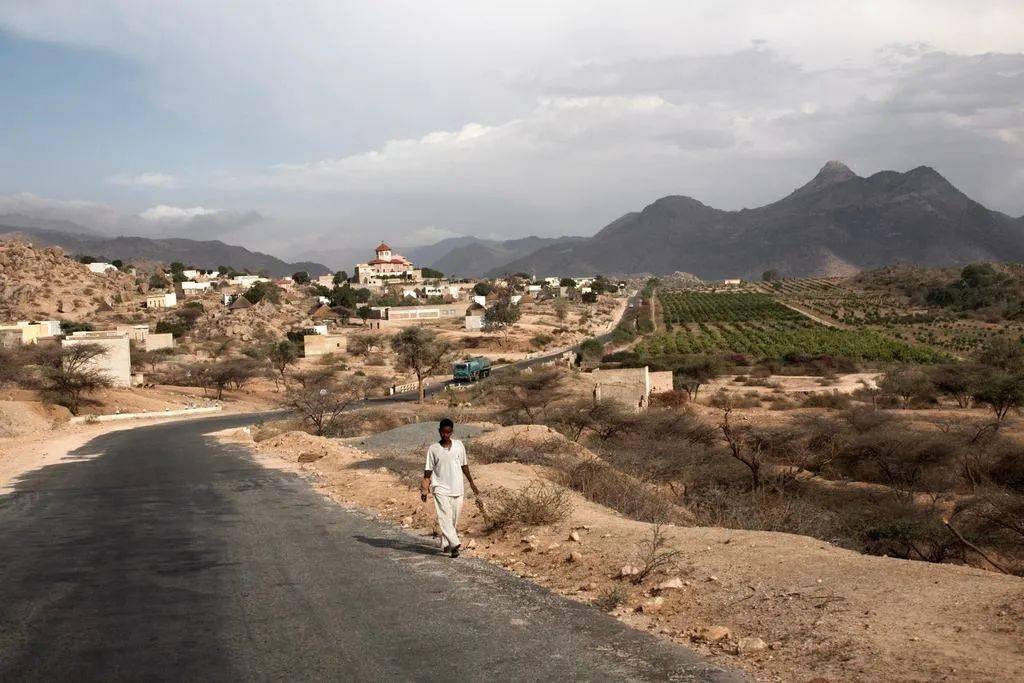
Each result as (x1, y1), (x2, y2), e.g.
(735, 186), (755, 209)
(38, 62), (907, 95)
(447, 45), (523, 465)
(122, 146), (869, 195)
(485, 480), (573, 530)
(630, 524), (680, 584)
(285, 377), (367, 436)
(566, 461), (685, 524)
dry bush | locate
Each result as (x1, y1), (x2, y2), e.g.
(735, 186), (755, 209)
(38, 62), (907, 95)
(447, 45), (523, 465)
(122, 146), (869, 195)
(650, 390), (689, 408)
(630, 524), (681, 584)
(594, 585), (630, 612)
(565, 461), (686, 524)
(802, 390), (852, 410)
(328, 408), (417, 438)
(687, 482), (841, 540)
(485, 480), (574, 530)
(473, 434), (569, 466)
(767, 395), (798, 410)
(251, 417), (305, 442)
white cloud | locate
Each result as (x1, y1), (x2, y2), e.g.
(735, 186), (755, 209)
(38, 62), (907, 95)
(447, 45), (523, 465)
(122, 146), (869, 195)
(138, 204), (219, 222)
(106, 172), (180, 189)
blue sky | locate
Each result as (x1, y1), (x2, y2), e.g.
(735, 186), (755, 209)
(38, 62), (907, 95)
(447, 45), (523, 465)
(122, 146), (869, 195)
(1, 1), (1023, 268)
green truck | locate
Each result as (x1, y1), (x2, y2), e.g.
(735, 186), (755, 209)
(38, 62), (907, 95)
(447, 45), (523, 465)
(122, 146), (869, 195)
(452, 356), (492, 382)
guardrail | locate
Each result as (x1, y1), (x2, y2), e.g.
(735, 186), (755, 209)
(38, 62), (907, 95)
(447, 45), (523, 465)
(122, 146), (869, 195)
(70, 406), (223, 424)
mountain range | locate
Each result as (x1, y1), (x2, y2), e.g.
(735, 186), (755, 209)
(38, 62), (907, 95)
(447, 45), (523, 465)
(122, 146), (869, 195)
(0, 225), (330, 278)
(485, 162), (1024, 279)
(405, 235), (586, 278)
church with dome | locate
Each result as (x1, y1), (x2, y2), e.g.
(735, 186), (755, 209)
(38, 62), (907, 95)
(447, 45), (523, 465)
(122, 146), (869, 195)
(353, 243), (423, 285)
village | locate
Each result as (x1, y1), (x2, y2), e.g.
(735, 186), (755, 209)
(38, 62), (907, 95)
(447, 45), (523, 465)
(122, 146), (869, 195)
(0, 239), (663, 417)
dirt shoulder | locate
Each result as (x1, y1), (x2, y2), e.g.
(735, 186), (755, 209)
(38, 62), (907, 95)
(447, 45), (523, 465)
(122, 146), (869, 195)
(231, 422), (1024, 682)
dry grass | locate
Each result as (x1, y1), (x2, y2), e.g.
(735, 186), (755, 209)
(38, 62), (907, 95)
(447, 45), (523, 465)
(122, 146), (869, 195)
(485, 479), (574, 530)
(565, 460), (688, 524)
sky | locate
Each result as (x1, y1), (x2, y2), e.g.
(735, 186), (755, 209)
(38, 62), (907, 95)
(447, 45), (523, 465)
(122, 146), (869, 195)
(1, 1), (1023, 267)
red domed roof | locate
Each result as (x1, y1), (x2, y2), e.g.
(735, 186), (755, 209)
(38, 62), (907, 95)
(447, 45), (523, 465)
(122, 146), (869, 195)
(375, 242), (392, 252)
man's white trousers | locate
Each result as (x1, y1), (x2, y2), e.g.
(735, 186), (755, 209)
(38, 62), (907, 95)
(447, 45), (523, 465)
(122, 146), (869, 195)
(433, 493), (464, 550)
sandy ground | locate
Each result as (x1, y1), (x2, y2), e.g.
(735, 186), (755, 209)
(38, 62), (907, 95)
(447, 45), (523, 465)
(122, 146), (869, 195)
(230, 422), (1024, 682)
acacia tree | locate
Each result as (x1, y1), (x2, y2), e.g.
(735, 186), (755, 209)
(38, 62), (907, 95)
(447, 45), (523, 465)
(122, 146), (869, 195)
(266, 340), (300, 384)
(553, 299), (569, 323)
(286, 377), (366, 435)
(485, 367), (569, 423)
(672, 354), (726, 401)
(40, 343), (113, 415)
(391, 327), (450, 403)
(973, 371), (1024, 428)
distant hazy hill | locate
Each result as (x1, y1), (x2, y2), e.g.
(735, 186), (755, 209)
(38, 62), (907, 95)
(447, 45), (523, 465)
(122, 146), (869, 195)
(410, 235), (585, 278)
(0, 225), (330, 277)
(492, 162), (1024, 279)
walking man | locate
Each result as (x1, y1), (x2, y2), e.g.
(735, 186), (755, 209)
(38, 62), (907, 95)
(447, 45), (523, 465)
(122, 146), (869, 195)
(421, 418), (480, 558)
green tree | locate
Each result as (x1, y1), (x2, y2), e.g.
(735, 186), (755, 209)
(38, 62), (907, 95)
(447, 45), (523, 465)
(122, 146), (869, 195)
(559, 277), (577, 288)
(422, 267), (444, 279)
(578, 338), (604, 366)
(483, 297), (521, 342)
(244, 281), (282, 305)
(973, 370), (1024, 427)
(762, 269), (780, 282)
(391, 327), (450, 403)
(356, 305), (373, 325)
(111, 259), (124, 270)
(473, 282), (494, 297)
(267, 340), (300, 382)
(672, 354), (726, 400)
(149, 273), (169, 290)
(332, 270), (349, 285)
(291, 271), (310, 284)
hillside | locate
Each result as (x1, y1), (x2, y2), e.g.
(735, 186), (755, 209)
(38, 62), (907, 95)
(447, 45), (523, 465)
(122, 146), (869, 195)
(492, 162), (1024, 279)
(0, 241), (139, 320)
(0, 225), (329, 277)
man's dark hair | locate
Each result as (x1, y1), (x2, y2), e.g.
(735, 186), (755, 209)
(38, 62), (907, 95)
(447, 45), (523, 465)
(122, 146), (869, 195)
(439, 418), (454, 430)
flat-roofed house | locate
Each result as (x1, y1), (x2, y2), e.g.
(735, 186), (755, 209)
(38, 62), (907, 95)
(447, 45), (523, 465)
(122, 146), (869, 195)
(61, 334), (132, 387)
(86, 262), (117, 274)
(303, 334), (347, 357)
(145, 292), (177, 309)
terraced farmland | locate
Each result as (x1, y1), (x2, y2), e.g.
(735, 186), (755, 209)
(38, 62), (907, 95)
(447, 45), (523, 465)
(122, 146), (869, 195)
(642, 291), (941, 363)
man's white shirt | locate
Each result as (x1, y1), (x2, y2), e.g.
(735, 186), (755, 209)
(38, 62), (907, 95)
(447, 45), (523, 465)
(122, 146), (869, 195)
(425, 439), (467, 496)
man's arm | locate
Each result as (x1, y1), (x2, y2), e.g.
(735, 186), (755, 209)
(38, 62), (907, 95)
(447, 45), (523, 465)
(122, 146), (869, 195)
(461, 465), (480, 496)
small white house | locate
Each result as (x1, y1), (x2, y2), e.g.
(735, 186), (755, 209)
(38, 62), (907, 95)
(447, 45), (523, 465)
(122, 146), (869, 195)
(473, 295), (487, 307)
(230, 275), (269, 288)
(401, 288), (419, 299)
(544, 277), (561, 287)
(87, 262), (118, 274)
(310, 324), (328, 335)
(182, 269), (201, 280)
(145, 292), (177, 309)
(180, 281), (212, 296)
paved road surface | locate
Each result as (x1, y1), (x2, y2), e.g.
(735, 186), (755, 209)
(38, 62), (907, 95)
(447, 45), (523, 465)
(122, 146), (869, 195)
(0, 413), (740, 681)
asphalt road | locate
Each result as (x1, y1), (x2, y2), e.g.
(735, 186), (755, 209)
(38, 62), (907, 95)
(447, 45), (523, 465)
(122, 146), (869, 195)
(382, 292), (642, 402)
(0, 412), (741, 681)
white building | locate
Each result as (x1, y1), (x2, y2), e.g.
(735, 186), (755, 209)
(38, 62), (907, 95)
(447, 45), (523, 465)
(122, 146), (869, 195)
(181, 269), (201, 280)
(353, 243), (422, 285)
(230, 275), (269, 288)
(62, 335), (132, 387)
(86, 262), (118, 274)
(180, 281), (212, 296)
(145, 292), (177, 309)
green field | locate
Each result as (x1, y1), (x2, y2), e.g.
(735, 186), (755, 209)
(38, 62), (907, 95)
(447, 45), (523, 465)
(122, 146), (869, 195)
(643, 291), (941, 363)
